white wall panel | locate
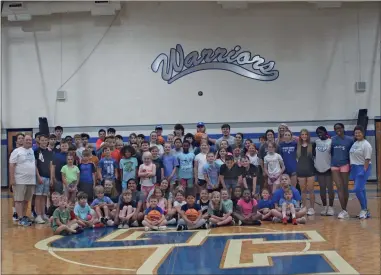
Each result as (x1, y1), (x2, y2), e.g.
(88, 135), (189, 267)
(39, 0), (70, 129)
(1, 2), (380, 128)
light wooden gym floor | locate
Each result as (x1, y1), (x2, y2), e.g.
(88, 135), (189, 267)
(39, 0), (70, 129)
(1, 186), (380, 275)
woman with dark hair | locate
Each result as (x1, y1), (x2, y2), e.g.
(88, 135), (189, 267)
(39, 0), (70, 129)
(184, 133), (195, 153)
(331, 123), (353, 219)
(314, 126), (334, 216)
(173, 124), (185, 142)
(349, 125), (372, 219)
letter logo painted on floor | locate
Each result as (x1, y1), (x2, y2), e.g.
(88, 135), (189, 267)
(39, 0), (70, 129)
(35, 228), (358, 274)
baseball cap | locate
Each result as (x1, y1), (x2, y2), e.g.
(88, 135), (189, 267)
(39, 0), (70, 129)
(197, 122), (205, 127)
(155, 125), (163, 130)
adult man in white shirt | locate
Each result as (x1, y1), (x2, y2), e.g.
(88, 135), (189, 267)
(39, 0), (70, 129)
(9, 135), (36, 226)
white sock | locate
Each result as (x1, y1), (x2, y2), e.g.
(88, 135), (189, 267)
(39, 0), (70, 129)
(12, 207), (16, 213)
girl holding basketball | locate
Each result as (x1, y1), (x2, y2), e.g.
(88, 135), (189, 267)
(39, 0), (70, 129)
(142, 196), (167, 231)
(208, 191), (233, 227)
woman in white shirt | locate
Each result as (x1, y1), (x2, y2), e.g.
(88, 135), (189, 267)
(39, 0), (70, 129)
(349, 125), (372, 219)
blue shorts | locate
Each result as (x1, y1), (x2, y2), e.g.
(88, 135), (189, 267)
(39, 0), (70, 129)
(35, 177), (50, 196)
(225, 179), (237, 191)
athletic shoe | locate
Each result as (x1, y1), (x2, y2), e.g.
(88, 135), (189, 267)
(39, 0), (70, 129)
(359, 210), (367, 219)
(93, 223), (104, 228)
(106, 220), (114, 226)
(12, 212), (19, 221)
(123, 224), (129, 229)
(131, 221), (139, 227)
(176, 225), (184, 231)
(167, 218), (177, 225)
(292, 218), (297, 225)
(211, 224), (217, 228)
(18, 217), (31, 227)
(238, 220), (242, 226)
(42, 214), (49, 221)
(282, 217), (288, 224)
(35, 215), (46, 224)
(158, 226), (167, 231)
(296, 217), (306, 224)
(272, 217), (281, 223)
(100, 217), (106, 224)
(152, 226), (159, 231)
(253, 220), (262, 226)
(32, 210), (37, 218)
(74, 227), (84, 234)
(118, 224), (124, 229)
(144, 226), (150, 232)
(307, 208), (315, 216)
(326, 207), (334, 216)
(321, 206), (328, 216)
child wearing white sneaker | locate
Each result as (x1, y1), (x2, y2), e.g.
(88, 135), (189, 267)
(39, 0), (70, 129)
(142, 196), (167, 231)
(118, 189), (136, 229)
(279, 188), (298, 225)
(91, 185), (115, 226)
(51, 195), (82, 235)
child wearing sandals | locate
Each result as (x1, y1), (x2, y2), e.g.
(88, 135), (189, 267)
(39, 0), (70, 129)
(142, 196), (167, 231)
(118, 189), (136, 229)
(279, 188), (298, 225)
(208, 191), (233, 227)
(257, 189), (274, 221)
(51, 195), (83, 235)
(233, 189), (262, 225)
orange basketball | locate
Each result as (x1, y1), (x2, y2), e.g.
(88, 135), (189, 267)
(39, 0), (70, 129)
(148, 210), (162, 221)
(194, 132), (203, 143)
(185, 208), (199, 222)
(157, 136), (165, 145)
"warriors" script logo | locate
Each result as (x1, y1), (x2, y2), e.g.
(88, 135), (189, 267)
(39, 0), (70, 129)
(151, 44), (279, 84)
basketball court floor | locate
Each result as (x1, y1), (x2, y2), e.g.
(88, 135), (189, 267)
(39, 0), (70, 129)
(2, 186), (380, 275)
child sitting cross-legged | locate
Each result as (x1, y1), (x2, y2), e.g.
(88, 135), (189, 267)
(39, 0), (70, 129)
(91, 185), (115, 226)
(51, 195), (83, 235)
(118, 189), (136, 229)
(197, 189), (210, 220)
(177, 193), (208, 231)
(257, 189), (274, 221)
(208, 191), (233, 227)
(279, 188), (298, 225)
(142, 196), (167, 231)
(233, 189), (262, 226)
(74, 192), (98, 228)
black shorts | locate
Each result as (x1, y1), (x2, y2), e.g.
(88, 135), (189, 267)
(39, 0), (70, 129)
(197, 179), (207, 186)
(315, 169), (331, 176)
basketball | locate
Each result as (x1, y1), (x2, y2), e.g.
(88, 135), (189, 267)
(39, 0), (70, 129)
(185, 208), (199, 222)
(157, 136), (165, 145)
(195, 132), (203, 143)
(148, 210), (162, 221)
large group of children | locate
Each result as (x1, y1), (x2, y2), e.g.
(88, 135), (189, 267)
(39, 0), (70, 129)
(9, 121), (373, 235)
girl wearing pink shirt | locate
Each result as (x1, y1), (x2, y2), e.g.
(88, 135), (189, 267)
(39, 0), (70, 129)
(232, 189), (262, 225)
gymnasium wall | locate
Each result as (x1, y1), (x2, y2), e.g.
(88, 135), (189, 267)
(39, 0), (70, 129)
(1, 2), (380, 128)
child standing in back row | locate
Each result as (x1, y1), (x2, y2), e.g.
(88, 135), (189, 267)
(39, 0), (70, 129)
(177, 141), (195, 195)
(162, 143), (179, 192)
(119, 145), (138, 191)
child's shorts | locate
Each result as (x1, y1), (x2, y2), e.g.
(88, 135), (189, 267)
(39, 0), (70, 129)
(197, 179), (207, 186)
(224, 179), (237, 190)
(180, 178), (193, 188)
(331, 164), (350, 173)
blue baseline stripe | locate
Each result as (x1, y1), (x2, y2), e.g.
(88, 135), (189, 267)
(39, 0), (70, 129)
(1, 130), (376, 146)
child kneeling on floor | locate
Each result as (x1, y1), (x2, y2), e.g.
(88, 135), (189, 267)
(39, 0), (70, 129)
(232, 189), (262, 226)
(208, 191), (232, 227)
(142, 196), (167, 231)
(177, 193), (207, 231)
(51, 195), (83, 235)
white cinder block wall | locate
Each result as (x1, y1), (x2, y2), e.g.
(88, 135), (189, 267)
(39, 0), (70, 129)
(1, 2), (380, 128)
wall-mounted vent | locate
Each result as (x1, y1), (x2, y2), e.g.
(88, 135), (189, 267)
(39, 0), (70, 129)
(355, 81), (366, 93)
(8, 2), (24, 9)
(56, 90), (67, 101)
(94, 1), (110, 4)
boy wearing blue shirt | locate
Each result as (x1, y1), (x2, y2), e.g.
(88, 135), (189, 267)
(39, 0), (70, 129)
(177, 141), (195, 195)
(203, 152), (220, 193)
(98, 146), (118, 183)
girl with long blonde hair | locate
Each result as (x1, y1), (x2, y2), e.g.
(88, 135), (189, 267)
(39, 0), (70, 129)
(296, 129), (316, 216)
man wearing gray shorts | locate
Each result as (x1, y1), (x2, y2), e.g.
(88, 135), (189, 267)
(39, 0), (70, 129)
(9, 135), (36, 227)
(34, 134), (53, 224)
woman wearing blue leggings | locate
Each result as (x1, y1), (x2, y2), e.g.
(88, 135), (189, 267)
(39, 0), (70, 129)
(349, 125), (372, 219)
